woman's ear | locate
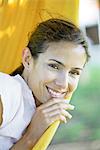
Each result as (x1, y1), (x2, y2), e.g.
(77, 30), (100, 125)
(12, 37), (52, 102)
(22, 47), (32, 70)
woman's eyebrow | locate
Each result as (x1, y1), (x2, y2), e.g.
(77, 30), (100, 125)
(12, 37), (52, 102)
(73, 68), (83, 71)
(49, 59), (83, 70)
(49, 59), (64, 66)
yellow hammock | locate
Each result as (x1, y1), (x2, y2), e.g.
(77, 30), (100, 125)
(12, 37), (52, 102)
(0, 0), (79, 149)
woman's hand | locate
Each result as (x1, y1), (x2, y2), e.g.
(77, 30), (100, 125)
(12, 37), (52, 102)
(35, 98), (74, 127)
(24, 98), (75, 148)
(11, 98), (74, 150)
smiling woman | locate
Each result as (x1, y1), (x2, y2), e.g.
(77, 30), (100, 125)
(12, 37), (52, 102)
(0, 18), (90, 150)
(26, 41), (86, 105)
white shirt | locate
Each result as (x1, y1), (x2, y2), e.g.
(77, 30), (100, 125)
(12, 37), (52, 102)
(0, 72), (36, 150)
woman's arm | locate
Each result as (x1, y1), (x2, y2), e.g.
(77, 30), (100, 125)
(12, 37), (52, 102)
(10, 131), (37, 150)
(11, 98), (74, 150)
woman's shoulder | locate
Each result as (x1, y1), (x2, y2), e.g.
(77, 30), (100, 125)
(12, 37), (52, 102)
(0, 72), (23, 127)
(0, 72), (22, 94)
(0, 72), (22, 104)
(0, 72), (20, 86)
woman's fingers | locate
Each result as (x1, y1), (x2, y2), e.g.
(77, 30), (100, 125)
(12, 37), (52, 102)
(40, 108), (72, 126)
(38, 98), (74, 111)
(46, 108), (72, 124)
(42, 103), (74, 114)
(48, 109), (72, 119)
(36, 98), (75, 126)
(38, 98), (66, 109)
(49, 114), (67, 124)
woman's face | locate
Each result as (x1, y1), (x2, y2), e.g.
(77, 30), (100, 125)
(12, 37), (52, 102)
(27, 41), (86, 106)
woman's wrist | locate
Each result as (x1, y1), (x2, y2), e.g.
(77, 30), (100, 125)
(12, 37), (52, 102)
(22, 130), (38, 149)
(10, 131), (36, 150)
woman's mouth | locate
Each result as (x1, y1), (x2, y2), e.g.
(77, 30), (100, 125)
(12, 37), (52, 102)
(46, 86), (66, 98)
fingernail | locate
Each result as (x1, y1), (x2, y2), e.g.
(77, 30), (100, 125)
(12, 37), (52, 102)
(64, 119), (67, 123)
(64, 100), (70, 104)
(65, 120), (67, 123)
(69, 114), (72, 119)
(70, 105), (75, 110)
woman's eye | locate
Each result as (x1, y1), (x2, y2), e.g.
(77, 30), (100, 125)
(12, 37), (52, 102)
(70, 71), (80, 76)
(48, 64), (59, 70)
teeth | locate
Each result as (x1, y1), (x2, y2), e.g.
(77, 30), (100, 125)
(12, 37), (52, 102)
(47, 87), (65, 98)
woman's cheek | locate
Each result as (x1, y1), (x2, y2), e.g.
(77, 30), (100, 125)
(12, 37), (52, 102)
(43, 70), (57, 81)
(70, 78), (79, 92)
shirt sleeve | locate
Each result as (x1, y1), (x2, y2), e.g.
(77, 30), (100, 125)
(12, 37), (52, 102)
(0, 72), (22, 128)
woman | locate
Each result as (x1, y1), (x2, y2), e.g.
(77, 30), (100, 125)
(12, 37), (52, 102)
(0, 18), (90, 150)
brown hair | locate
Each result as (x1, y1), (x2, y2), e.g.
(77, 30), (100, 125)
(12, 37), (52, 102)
(10, 18), (90, 76)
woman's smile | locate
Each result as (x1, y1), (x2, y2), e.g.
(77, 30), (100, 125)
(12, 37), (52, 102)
(46, 86), (66, 98)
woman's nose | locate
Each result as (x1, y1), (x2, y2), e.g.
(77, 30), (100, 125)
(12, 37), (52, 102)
(54, 72), (69, 91)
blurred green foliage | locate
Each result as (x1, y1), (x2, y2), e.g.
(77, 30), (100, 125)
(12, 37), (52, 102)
(52, 66), (100, 144)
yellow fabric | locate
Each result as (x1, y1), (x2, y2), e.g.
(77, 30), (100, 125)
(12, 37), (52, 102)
(0, 0), (79, 74)
(33, 120), (60, 150)
(0, 0), (79, 149)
